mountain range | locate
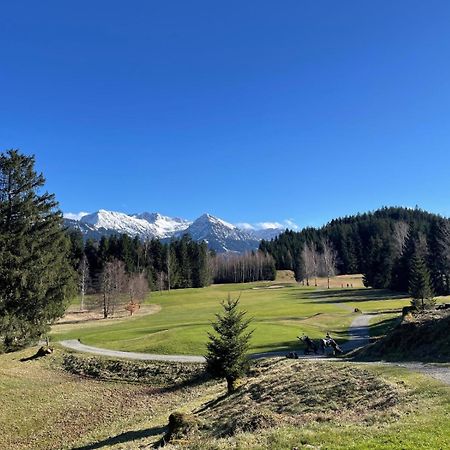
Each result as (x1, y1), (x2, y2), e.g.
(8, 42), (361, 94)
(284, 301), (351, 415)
(64, 210), (283, 253)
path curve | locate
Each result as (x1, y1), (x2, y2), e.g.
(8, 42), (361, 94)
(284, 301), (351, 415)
(59, 305), (450, 386)
(60, 313), (372, 363)
(60, 340), (206, 363)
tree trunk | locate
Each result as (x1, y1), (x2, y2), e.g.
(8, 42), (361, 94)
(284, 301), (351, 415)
(226, 376), (236, 394)
(103, 292), (108, 318)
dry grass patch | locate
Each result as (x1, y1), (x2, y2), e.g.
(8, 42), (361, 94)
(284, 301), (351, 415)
(0, 348), (217, 450)
(196, 359), (402, 438)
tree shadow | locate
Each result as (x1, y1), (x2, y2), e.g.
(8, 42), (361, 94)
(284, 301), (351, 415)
(303, 289), (409, 304)
(194, 392), (229, 414)
(368, 316), (402, 338)
(71, 425), (167, 450)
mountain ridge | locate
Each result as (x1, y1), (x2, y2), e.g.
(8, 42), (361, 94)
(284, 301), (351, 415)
(64, 209), (283, 253)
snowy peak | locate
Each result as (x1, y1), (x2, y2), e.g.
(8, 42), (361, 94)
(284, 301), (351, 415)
(65, 209), (284, 253)
(195, 213), (236, 230)
(81, 210), (152, 236)
(79, 209), (189, 239)
(249, 228), (283, 241)
(181, 213), (258, 253)
(132, 212), (191, 235)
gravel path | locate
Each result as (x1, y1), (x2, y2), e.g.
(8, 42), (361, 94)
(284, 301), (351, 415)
(60, 303), (450, 386)
(393, 362), (450, 386)
(59, 313), (371, 363)
(60, 340), (206, 363)
(342, 314), (371, 352)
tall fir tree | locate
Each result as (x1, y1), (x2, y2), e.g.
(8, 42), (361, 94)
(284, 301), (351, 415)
(0, 150), (76, 351)
(205, 296), (253, 394)
(409, 252), (434, 311)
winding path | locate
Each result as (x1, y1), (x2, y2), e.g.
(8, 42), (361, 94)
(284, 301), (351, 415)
(60, 304), (450, 386)
(60, 313), (372, 363)
(60, 340), (206, 363)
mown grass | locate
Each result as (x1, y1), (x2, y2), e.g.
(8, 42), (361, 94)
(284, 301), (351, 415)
(51, 277), (422, 356)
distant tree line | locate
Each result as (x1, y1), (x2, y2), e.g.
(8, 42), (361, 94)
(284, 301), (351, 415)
(260, 207), (450, 298)
(68, 231), (278, 302)
(67, 233), (213, 297)
(212, 251), (276, 284)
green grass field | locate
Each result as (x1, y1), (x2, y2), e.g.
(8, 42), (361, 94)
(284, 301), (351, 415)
(51, 276), (418, 355)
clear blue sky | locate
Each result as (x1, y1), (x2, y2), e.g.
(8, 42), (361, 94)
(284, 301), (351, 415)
(1, 1), (450, 229)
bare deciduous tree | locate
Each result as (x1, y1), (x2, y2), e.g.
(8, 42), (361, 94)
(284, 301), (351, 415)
(308, 243), (320, 287)
(127, 272), (149, 303)
(156, 271), (167, 294)
(393, 221), (410, 256)
(321, 238), (338, 289)
(78, 254), (90, 311)
(100, 258), (126, 318)
(301, 245), (314, 286)
(213, 252), (276, 283)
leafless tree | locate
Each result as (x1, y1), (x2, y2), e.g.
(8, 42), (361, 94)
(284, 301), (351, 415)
(213, 252), (275, 283)
(321, 238), (338, 289)
(78, 254), (90, 311)
(127, 272), (149, 303)
(301, 245), (314, 286)
(100, 258), (126, 318)
(166, 246), (172, 292)
(393, 221), (410, 256)
(307, 243), (319, 287)
(156, 271), (166, 294)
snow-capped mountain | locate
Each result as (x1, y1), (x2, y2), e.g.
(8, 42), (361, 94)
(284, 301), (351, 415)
(132, 212), (191, 236)
(76, 209), (191, 239)
(177, 213), (260, 253)
(249, 227), (285, 241)
(64, 209), (283, 253)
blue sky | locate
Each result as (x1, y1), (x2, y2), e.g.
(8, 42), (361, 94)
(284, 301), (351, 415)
(1, 1), (450, 229)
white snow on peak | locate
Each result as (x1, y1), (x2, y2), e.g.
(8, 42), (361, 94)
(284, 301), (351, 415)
(80, 209), (190, 239)
(67, 209), (285, 252)
(196, 213), (236, 230)
(133, 212), (191, 235)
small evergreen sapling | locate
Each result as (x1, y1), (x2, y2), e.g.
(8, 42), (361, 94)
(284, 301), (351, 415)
(205, 296), (253, 394)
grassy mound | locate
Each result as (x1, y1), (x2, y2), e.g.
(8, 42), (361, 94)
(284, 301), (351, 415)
(359, 310), (450, 362)
(60, 353), (206, 386)
(196, 359), (400, 438)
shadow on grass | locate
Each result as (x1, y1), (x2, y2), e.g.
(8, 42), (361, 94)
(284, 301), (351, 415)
(368, 316), (402, 338)
(72, 425), (167, 450)
(303, 288), (409, 304)
(194, 392), (229, 414)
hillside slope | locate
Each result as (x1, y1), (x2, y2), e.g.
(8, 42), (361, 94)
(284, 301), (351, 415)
(359, 310), (450, 362)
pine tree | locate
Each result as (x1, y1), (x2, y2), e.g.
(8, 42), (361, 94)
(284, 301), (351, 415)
(205, 296), (253, 394)
(409, 252), (435, 311)
(0, 150), (76, 351)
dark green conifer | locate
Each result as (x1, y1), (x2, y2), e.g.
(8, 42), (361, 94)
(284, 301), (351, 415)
(205, 297), (253, 394)
(409, 252), (435, 310)
(0, 150), (76, 351)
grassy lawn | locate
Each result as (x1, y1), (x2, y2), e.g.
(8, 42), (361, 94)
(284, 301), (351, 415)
(1, 350), (448, 450)
(0, 348), (221, 450)
(51, 276), (419, 356)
